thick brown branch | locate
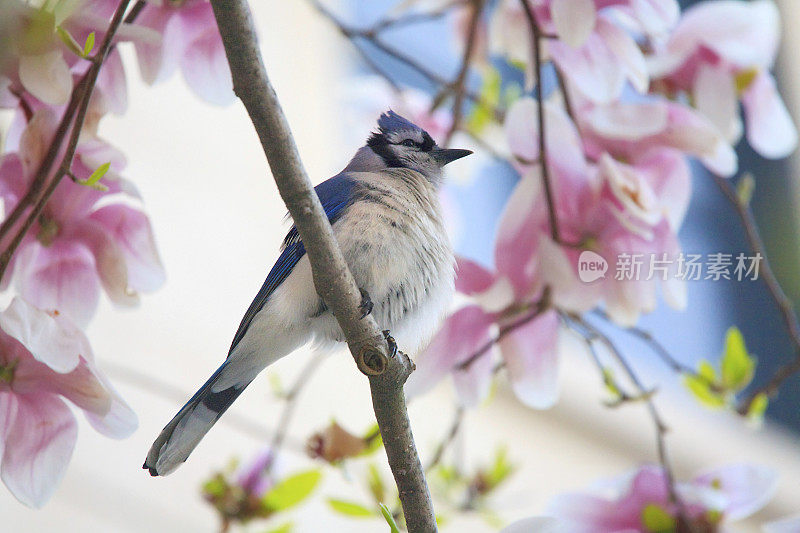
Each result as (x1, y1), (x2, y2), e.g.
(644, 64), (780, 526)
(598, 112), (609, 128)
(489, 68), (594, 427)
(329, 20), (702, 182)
(208, 1), (437, 530)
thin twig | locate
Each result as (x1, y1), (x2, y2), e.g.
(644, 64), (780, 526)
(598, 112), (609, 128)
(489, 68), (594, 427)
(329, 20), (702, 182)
(457, 291), (551, 371)
(711, 174), (800, 414)
(443, 0), (483, 146)
(103, 361), (307, 452)
(264, 351), (326, 474)
(209, 1), (437, 530)
(371, 0), (467, 33)
(425, 405), (465, 472)
(519, 0), (560, 243)
(0, 0), (132, 281)
(567, 314), (695, 531)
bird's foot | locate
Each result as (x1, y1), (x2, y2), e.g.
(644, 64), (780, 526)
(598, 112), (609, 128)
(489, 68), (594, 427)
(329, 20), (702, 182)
(382, 329), (398, 358)
(359, 288), (374, 319)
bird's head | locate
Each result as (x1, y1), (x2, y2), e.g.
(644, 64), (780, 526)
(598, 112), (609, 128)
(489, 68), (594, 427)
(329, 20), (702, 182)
(354, 111), (472, 183)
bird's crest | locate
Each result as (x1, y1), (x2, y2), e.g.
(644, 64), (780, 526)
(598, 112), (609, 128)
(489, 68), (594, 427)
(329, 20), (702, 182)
(376, 110), (420, 134)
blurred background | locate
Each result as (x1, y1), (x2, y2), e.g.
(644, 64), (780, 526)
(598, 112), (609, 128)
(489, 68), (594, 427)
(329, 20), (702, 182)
(2, 0), (800, 531)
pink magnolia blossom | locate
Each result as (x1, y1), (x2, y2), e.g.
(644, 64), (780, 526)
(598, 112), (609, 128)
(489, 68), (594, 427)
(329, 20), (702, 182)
(504, 97), (687, 324)
(235, 449), (276, 498)
(489, 0), (678, 102)
(547, 463), (777, 532)
(0, 297), (137, 507)
(649, 0), (797, 159)
(0, 109), (165, 327)
(130, 0), (235, 106)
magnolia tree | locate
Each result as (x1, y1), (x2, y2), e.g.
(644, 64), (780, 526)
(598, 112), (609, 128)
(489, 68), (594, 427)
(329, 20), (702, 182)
(1, 0), (800, 531)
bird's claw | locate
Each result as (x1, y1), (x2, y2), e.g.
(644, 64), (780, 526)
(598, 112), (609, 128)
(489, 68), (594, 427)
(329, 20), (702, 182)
(382, 329), (398, 358)
(359, 288), (374, 319)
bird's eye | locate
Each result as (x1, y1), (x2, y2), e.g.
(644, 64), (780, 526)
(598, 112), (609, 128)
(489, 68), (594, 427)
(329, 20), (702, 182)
(400, 139), (418, 148)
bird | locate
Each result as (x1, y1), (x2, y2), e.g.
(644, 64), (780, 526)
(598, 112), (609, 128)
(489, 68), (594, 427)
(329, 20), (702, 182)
(143, 111), (472, 476)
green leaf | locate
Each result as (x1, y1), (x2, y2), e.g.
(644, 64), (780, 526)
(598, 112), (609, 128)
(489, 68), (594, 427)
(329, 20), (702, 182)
(684, 373), (726, 408)
(366, 463), (385, 503)
(641, 503), (676, 533)
(721, 327), (755, 391)
(76, 162), (110, 191)
(56, 25), (83, 57)
(360, 423), (383, 456)
(602, 367), (621, 397)
(485, 446), (514, 489)
(201, 474), (228, 498)
(747, 392), (769, 422)
(262, 469), (321, 512)
(379, 503), (400, 533)
(697, 359), (717, 382)
(466, 68), (501, 135)
(327, 498), (374, 518)
(736, 174), (755, 206)
(263, 522), (293, 533)
(82, 31), (95, 58)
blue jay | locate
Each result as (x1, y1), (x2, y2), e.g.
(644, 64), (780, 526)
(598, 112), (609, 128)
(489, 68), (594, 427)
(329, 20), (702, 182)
(144, 111), (471, 476)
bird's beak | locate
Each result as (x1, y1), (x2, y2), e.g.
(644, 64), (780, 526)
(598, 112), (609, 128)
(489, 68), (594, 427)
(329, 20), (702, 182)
(432, 147), (473, 166)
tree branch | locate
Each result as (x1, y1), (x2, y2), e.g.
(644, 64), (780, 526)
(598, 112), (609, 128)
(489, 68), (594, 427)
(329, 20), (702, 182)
(208, 1), (437, 530)
(520, 0), (561, 243)
(443, 0), (483, 146)
(711, 174), (800, 414)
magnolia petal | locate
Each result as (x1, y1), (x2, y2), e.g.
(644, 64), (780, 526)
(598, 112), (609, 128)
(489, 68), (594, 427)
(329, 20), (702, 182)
(629, 0), (680, 37)
(700, 139), (738, 177)
(89, 204), (166, 293)
(14, 241), (101, 329)
(405, 305), (495, 400)
(1, 393), (77, 508)
(134, 4), (184, 85)
(0, 154), (27, 207)
(505, 97), (539, 163)
(537, 236), (601, 313)
(499, 310), (560, 409)
(551, 0), (595, 48)
(452, 340), (496, 407)
(0, 297), (85, 374)
(18, 51), (72, 106)
(587, 101), (668, 141)
(692, 464), (777, 521)
(596, 17), (648, 94)
(454, 256), (496, 295)
(693, 65), (741, 144)
(19, 109), (58, 178)
(96, 48), (128, 114)
(69, 220), (139, 308)
(495, 169), (544, 295)
(180, 27), (234, 106)
(549, 33), (625, 104)
(742, 72), (798, 159)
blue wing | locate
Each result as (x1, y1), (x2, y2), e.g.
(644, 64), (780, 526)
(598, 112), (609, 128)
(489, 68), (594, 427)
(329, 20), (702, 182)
(227, 173), (358, 353)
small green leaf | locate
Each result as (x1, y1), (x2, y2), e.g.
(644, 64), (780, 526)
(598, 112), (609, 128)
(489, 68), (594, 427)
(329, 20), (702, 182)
(262, 469), (321, 512)
(466, 68), (501, 135)
(736, 174), (755, 206)
(263, 522), (293, 533)
(697, 359), (717, 382)
(602, 367), (621, 397)
(684, 373), (726, 408)
(201, 474), (227, 498)
(379, 503), (400, 533)
(641, 503), (676, 533)
(366, 463), (385, 503)
(327, 498), (374, 518)
(76, 162), (110, 191)
(747, 392), (769, 422)
(82, 31), (95, 58)
(721, 327), (755, 391)
(485, 446), (514, 489)
(56, 25), (83, 57)
(360, 424), (383, 456)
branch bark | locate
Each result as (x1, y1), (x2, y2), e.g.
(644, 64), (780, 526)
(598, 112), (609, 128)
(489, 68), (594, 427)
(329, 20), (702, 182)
(208, 2), (437, 530)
